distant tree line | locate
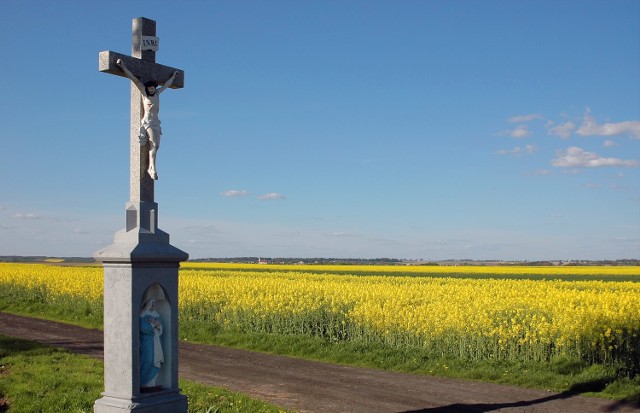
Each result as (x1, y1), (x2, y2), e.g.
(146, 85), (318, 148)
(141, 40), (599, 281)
(192, 257), (403, 265)
(0, 256), (95, 263)
(191, 257), (640, 266)
(1, 256), (638, 266)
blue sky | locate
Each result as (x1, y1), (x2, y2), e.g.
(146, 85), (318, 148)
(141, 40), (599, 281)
(1, 1), (638, 260)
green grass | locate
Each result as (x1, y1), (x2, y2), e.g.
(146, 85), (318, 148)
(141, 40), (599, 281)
(0, 335), (102, 413)
(0, 284), (103, 330)
(183, 329), (640, 403)
(2, 294), (639, 403)
(180, 381), (289, 413)
(1, 314), (638, 408)
(0, 335), (290, 413)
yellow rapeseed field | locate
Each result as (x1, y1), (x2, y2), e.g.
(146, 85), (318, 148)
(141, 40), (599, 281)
(1, 262), (639, 365)
(0, 263), (103, 300)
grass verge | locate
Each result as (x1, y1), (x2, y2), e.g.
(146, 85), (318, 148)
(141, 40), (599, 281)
(183, 329), (640, 403)
(0, 335), (290, 413)
(3, 299), (640, 404)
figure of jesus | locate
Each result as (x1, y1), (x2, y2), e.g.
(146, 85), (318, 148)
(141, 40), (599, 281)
(117, 58), (178, 180)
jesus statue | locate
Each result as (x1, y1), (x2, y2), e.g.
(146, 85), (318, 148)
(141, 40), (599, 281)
(117, 58), (178, 180)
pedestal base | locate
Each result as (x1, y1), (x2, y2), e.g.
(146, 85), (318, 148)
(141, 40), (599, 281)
(94, 390), (187, 413)
(94, 223), (188, 412)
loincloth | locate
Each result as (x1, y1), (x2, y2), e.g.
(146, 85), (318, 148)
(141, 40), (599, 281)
(139, 120), (162, 145)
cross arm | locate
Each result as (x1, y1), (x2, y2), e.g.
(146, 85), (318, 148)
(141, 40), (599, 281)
(98, 50), (184, 89)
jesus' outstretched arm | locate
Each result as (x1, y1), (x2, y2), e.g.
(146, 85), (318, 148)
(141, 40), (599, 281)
(156, 71), (179, 95)
(116, 59), (145, 94)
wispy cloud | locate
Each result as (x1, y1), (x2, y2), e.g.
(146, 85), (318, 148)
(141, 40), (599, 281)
(546, 121), (576, 139)
(508, 125), (532, 138)
(551, 146), (639, 168)
(576, 109), (640, 138)
(326, 231), (362, 238)
(498, 114), (541, 138)
(509, 114), (543, 123)
(603, 140), (618, 147)
(258, 192), (286, 200)
(221, 189), (249, 197)
(12, 213), (42, 220)
(529, 169), (553, 176)
(497, 144), (537, 156)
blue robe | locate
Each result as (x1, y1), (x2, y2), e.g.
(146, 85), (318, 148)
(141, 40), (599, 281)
(139, 314), (162, 386)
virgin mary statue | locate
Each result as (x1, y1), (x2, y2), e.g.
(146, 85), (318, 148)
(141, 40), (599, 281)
(139, 298), (164, 389)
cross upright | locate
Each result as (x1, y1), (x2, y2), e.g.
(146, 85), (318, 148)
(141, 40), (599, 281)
(99, 17), (184, 235)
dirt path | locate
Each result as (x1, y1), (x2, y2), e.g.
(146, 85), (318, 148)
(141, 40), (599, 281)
(0, 312), (637, 413)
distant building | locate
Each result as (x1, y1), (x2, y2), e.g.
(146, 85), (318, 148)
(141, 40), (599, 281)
(258, 258), (268, 264)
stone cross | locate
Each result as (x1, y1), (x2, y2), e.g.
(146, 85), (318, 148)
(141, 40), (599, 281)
(94, 17), (188, 413)
(99, 17), (184, 203)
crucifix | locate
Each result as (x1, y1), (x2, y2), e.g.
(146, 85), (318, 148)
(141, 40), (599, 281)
(94, 17), (188, 413)
(99, 17), (184, 201)
(98, 17), (185, 236)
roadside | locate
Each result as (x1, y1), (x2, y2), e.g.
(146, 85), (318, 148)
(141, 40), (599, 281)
(0, 312), (637, 413)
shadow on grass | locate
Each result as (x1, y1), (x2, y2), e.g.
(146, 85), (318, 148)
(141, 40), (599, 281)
(0, 335), (47, 358)
(0, 336), (50, 412)
(399, 378), (640, 413)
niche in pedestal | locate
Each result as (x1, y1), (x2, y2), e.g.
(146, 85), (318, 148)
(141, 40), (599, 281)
(139, 282), (172, 391)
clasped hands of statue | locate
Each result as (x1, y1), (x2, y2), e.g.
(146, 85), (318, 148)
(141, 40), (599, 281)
(145, 316), (161, 329)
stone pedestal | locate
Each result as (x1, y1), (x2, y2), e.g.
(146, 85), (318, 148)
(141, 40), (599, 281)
(94, 207), (188, 413)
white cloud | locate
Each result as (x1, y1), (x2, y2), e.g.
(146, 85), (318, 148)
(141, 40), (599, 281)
(12, 213), (42, 220)
(221, 189), (249, 197)
(551, 146), (639, 168)
(509, 125), (532, 138)
(546, 121), (576, 139)
(327, 232), (362, 238)
(497, 144), (537, 155)
(531, 169), (552, 176)
(603, 140), (618, 147)
(258, 192), (286, 200)
(509, 114), (543, 123)
(576, 109), (640, 138)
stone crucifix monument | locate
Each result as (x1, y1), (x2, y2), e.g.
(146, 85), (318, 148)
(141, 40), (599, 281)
(94, 17), (188, 413)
